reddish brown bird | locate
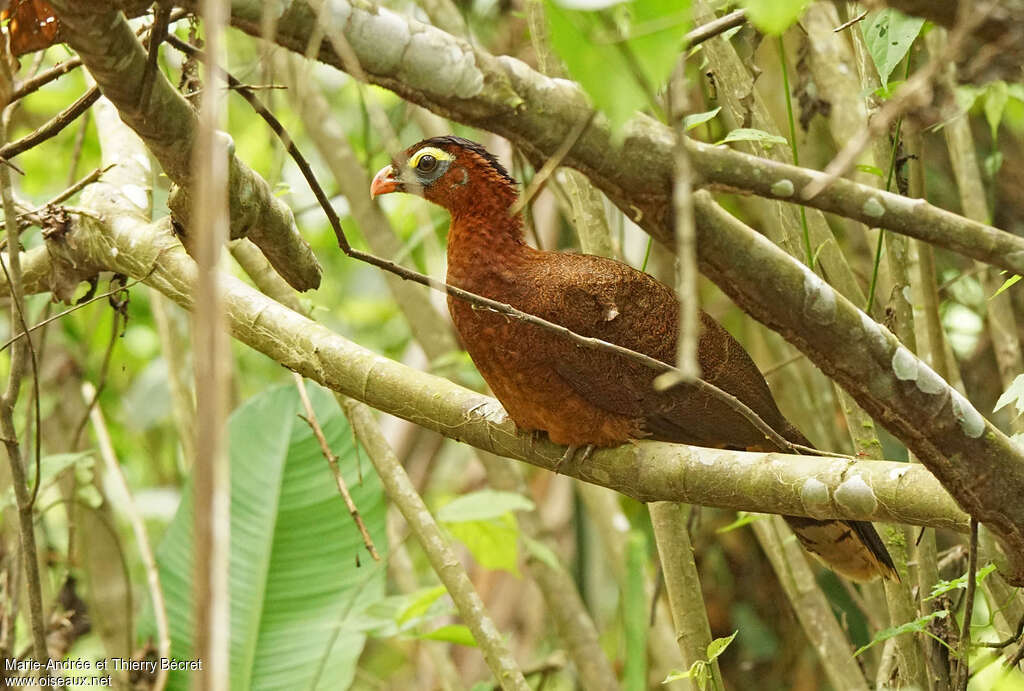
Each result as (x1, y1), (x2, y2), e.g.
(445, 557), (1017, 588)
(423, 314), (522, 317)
(371, 136), (896, 582)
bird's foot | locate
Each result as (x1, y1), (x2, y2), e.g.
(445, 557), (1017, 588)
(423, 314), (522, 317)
(553, 444), (594, 475)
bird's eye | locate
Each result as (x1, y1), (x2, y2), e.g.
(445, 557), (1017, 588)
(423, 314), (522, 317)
(417, 154), (437, 172)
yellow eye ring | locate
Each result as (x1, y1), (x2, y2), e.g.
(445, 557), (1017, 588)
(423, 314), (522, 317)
(408, 146), (451, 173)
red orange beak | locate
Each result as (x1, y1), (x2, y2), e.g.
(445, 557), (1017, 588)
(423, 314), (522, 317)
(370, 164), (399, 199)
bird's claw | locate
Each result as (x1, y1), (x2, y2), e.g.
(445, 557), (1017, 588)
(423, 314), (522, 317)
(553, 444), (594, 475)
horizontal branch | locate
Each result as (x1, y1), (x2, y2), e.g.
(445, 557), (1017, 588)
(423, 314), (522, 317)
(23, 204), (967, 533)
(200, 0), (1024, 276)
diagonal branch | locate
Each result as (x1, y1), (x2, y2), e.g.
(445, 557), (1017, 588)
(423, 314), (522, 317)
(194, 0), (1024, 277)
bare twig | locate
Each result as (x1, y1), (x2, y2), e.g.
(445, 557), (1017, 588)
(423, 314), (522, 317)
(81, 382), (170, 691)
(508, 110), (595, 217)
(956, 518), (979, 690)
(0, 72), (48, 674)
(0, 273), (145, 353)
(292, 373), (380, 561)
(833, 10), (868, 34)
(0, 87), (100, 161)
(139, 2), (173, 109)
(685, 8), (746, 47)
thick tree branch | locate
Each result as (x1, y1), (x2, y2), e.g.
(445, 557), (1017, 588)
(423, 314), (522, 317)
(691, 192), (1024, 584)
(12, 212), (967, 534)
(47, 0), (322, 292)
(191, 0), (1024, 277)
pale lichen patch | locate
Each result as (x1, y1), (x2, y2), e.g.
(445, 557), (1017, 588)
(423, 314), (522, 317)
(771, 179), (795, 197)
(346, 7), (409, 74)
(862, 196), (885, 218)
(802, 269), (836, 324)
(891, 346), (917, 381)
(800, 478), (831, 519)
(950, 390), (985, 438)
(834, 474), (878, 517)
(402, 27), (482, 98)
(915, 361), (946, 395)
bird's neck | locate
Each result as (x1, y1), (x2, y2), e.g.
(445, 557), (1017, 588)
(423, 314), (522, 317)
(446, 191), (531, 291)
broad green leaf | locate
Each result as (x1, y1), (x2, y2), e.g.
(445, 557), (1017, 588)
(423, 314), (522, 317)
(436, 489), (534, 523)
(446, 513), (521, 575)
(707, 631), (738, 661)
(683, 107), (721, 131)
(140, 382), (387, 691)
(716, 128), (788, 148)
(716, 511), (765, 533)
(994, 375), (1024, 416)
(926, 563), (998, 601)
(984, 81), (1008, 142)
(416, 624), (478, 647)
(861, 9), (924, 89)
(853, 610), (949, 657)
(546, 0), (692, 133)
(739, 0), (810, 35)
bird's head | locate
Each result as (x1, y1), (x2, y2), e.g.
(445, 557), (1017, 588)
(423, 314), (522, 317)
(370, 136), (518, 217)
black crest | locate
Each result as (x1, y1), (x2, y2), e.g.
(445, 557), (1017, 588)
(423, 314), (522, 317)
(416, 136), (518, 186)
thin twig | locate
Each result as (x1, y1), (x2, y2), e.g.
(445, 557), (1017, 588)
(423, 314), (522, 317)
(139, 2), (173, 109)
(0, 87), (100, 161)
(957, 518), (979, 690)
(977, 613), (1024, 649)
(0, 272), (146, 354)
(508, 110), (595, 217)
(81, 382), (170, 691)
(685, 8), (746, 47)
(292, 373), (380, 561)
(165, 36), (814, 459)
(0, 73), (48, 673)
(833, 10), (868, 34)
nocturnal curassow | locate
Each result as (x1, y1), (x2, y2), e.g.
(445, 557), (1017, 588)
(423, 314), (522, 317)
(370, 136), (897, 582)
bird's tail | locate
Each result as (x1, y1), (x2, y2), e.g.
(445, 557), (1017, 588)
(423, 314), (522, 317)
(771, 425), (899, 583)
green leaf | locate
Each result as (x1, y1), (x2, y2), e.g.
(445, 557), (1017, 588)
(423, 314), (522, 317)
(546, 0), (692, 133)
(853, 610), (949, 657)
(436, 489), (534, 523)
(522, 535), (562, 570)
(446, 513), (521, 575)
(140, 382), (387, 691)
(856, 164), (885, 177)
(984, 81), (1008, 142)
(991, 274), (1021, 300)
(861, 9), (925, 89)
(716, 511), (766, 533)
(994, 374), (1024, 416)
(739, 0), (810, 35)
(683, 107), (721, 131)
(715, 128), (788, 148)
(397, 585), (448, 625)
(707, 631), (738, 661)
(926, 563), (997, 601)
(415, 624), (478, 647)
